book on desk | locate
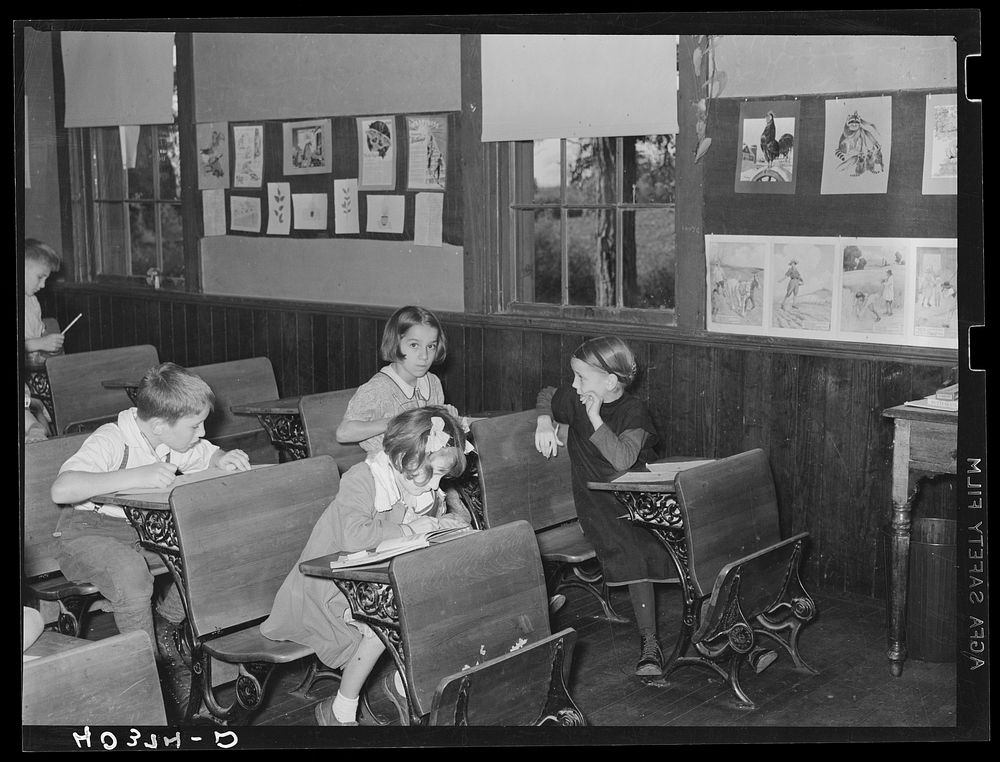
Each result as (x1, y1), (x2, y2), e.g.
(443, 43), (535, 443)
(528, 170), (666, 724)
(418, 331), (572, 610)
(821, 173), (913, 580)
(610, 458), (717, 484)
(902, 393), (958, 412)
(326, 526), (476, 569)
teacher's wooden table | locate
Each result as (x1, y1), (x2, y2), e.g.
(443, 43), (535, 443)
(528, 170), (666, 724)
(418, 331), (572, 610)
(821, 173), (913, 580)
(881, 404), (958, 677)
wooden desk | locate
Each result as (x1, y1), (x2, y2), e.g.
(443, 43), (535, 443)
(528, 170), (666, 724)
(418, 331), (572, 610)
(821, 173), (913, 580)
(101, 377), (140, 403)
(231, 396), (306, 460)
(881, 404), (958, 677)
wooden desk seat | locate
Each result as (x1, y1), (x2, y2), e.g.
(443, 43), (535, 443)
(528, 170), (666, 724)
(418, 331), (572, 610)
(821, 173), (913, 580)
(671, 448), (816, 707)
(169, 455), (341, 724)
(190, 357), (281, 464)
(391, 520), (584, 725)
(46, 344), (159, 434)
(298, 388), (365, 472)
(470, 410), (629, 623)
(23, 434), (167, 636)
(22, 630), (167, 725)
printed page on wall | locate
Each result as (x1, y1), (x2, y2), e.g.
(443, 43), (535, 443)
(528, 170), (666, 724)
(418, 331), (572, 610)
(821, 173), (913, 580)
(357, 116), (396, 190)
(232, 125), (264, 188)
(706, 235), (768, 336)
(820, 96), (892, 195)
(769, 238), (836, 339)
(266, 182), (291, 235)
(910, 239), (958, 348)
(196, 122), (230, 189)
(406, 114), (448, 191)
(333, 178), (360, 234)
(229, 195), (261, 233)
(837, 238), (911, 345)
(202, 189), (226, 236)
(734, 100), (799, 194)
(921, 93), (958, 195)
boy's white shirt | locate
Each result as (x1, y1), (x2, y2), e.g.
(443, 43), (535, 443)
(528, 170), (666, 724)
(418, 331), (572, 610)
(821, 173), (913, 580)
(57, 408), (219, 518)
(23, 294), (44, 339)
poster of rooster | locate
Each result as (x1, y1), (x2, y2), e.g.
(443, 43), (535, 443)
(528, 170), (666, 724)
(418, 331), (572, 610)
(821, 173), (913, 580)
(820, 96), (892, 195)
(735, 100), (799, 194)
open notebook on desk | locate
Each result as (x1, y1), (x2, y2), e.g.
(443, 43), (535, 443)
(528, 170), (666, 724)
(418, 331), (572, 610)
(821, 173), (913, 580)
(327, 526), (477, 570)
(611, 458), (717, 484)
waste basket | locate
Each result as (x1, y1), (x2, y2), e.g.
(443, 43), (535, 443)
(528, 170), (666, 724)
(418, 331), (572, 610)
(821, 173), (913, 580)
(879, 518), (956, 662)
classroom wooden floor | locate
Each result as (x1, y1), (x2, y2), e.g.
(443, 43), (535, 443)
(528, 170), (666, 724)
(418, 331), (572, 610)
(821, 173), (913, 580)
(78, 581), (956, 736)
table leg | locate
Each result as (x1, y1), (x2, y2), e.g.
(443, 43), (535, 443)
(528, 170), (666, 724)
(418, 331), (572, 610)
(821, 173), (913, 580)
(888, 419), (912, 677)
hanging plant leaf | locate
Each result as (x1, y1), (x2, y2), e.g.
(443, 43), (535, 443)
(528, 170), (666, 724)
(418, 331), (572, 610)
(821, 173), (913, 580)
(710, 71), (728, 99)
(692, 46), (703, 75)
(694, 137), (712, 164)
(696, 119), (706, 142)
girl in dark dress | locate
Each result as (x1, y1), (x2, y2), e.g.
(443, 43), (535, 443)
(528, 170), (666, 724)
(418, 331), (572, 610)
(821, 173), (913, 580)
(534, 336), (673, 677)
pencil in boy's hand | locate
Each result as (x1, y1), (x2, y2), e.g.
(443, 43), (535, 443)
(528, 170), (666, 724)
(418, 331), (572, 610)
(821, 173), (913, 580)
(62, 313), (83, 333)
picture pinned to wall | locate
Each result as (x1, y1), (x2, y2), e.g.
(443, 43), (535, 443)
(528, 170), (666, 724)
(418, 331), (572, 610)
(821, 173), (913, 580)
(706, 235), (768, 335)
(837, 238), (909, 343)
(333, 178), (359, 234)
(911, 240), (958, 347)
(406, 115), (448, 191)
(283, 118), (332, 176)
(921, 94), (957, 195)
(232, 124), (264, 188)
(196, 122), (229, 189)
(734, 100), (799, 194)
(770, 239), (836, 338)
(365, 195), (404, 234)
(266, 182), (291, 235)
(229, 195), (261, 233)
(202, 189), (226, 237)
(357, 116), (396, 190)
(292, 193), (328, 230)
(414, 192), (444, 247)
(820, 96), (891, 195)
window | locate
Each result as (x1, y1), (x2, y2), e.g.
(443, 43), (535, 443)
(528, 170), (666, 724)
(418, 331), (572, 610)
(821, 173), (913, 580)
(69, 36), (191, 288)
(504, 134), (676, 321)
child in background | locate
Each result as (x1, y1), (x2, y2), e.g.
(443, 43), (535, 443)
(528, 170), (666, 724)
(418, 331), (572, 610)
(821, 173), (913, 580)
(534, 336), (672, 677)
(23, 239), (65, 360)
(50, 362), (251, 719)
(263, 406), (472, 726)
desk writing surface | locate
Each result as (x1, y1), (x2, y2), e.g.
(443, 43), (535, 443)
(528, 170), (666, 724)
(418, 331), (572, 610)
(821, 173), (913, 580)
(587, 457), (716, 492)
(231, 396), (302, 416)
(882, 404), (958, 425)
(299, 554), (391, 584)
(90, 464), (276, 508)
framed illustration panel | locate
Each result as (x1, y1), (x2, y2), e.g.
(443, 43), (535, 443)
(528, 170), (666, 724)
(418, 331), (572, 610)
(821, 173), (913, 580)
(706, 235), (769, 335)
(734, 100), (800, 194)
(357, 116), (397, 191)
(282, 118), (332, 176)
(921, 93), (958, 195)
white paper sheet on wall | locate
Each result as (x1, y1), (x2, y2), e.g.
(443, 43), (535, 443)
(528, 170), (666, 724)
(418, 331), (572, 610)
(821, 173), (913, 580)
(292, 193), (328, 230)
(365, 195), (404, 234)
(202, 189), (226, 237)
(267, 182), (291, 235)
(414, 192), (443, 246)
(333, 179), (360, 234)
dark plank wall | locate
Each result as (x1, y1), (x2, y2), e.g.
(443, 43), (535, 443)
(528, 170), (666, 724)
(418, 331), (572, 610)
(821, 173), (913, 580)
(42, 285), (954, 599)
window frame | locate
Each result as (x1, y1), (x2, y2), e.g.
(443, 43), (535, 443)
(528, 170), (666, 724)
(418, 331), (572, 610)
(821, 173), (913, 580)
(67, 32), (199, 292)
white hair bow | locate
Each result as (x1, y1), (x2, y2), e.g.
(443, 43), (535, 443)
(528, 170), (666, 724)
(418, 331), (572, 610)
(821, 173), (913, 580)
(425, 416), (451, 453)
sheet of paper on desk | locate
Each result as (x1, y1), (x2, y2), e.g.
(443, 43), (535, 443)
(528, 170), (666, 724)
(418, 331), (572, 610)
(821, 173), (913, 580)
(115, 464), (276, 496)
(612, 459), (717, 483)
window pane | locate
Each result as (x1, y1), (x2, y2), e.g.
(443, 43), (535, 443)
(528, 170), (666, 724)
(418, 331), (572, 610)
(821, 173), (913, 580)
(128, 126), (156, 200)
(518, 208), (561, 304)
(129, 202), (158, 276)
(94, 128), (126, 200)
(624, 209), (676, 309)
(532, 139), (561, 203)
(568, 138), (616, 204)
(568, 209), (615, 307)
(161, 204), (184, 278)
(95, 202), (128, 276)
(159, 126), (182, 201)
(629, 135), (675, 204)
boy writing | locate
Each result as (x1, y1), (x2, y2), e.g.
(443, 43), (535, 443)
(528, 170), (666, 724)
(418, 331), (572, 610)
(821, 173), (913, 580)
(50, 362), (251, 719)
(23, 238), (64, 358)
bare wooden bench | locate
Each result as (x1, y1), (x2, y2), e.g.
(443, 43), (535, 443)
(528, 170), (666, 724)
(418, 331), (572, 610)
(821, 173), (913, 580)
(22, 630), (167, 725)
(46, 344), (159, 434)
(470, 410), (629, 623)
(168, 455), (342, 724)
(23, 433), (169, 636)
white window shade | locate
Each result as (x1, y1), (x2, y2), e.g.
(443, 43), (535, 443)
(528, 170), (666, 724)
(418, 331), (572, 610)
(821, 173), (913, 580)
(61, 32), (175, 128)
(481, 35), (678, 142)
